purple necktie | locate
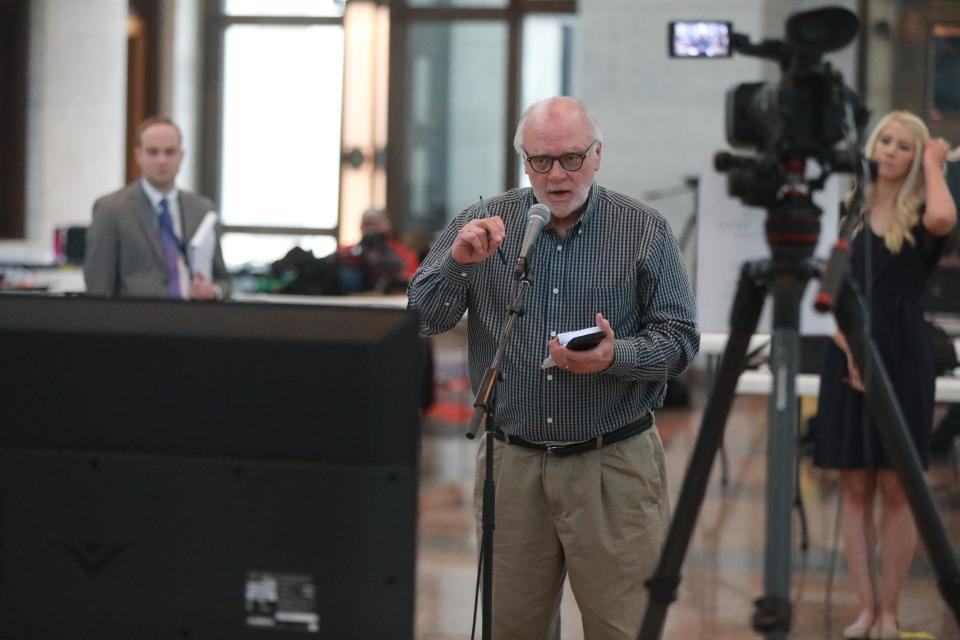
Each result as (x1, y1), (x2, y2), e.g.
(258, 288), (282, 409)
(157, 198), (182, 298)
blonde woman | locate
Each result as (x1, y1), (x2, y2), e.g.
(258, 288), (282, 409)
(814, 111), (957, 639)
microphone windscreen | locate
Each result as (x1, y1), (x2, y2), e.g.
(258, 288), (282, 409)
(529, 203), (551, 224)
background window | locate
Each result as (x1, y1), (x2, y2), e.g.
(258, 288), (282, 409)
(929, 23), (960, 120)
(390, 0), (576, 248)
(205, 2), (348, 272)
(403, 22), (508, 231)
(225, 0), (344, 18)
(517, 13), (577, 187)
(406, 0), (506, 8)
(221, 233), (337, 272)
(220, 24), (344, 230)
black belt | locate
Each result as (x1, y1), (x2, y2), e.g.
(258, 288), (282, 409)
(493, 412), (653, 456)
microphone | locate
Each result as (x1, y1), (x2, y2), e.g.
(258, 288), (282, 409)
(514, 204), (551, 279)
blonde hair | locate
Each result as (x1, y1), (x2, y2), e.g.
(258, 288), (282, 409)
(848, 111), (930, 253)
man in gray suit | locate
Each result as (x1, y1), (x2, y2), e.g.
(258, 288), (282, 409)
(84, 117), (230, 299)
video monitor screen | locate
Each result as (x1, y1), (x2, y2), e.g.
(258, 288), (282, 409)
(669, 20), (732, 58)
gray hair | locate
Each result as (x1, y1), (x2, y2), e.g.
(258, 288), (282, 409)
(512, 97), (603, 155)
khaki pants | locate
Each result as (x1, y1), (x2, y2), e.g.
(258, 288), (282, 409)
(474, 426), (670, 640)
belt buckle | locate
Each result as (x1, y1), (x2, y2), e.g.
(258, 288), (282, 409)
(545, 441), (584, 455)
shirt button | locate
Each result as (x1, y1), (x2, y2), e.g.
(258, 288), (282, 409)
(556, 246), (563, 252)
(550, 331), (557, 337)
(547, 374), (553, 381)
(460, 272), (467, 277)
(552, 287), (559, 294)
(546, 417), (553, 424)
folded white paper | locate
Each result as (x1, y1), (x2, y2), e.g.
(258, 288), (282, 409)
(188, 211), (218, 280)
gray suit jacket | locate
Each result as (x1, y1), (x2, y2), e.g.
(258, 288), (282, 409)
(84, 182), (231, 298)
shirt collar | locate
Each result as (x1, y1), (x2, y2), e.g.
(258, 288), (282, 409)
(140, 177), (179, 213)
(530, 182), (600, 235)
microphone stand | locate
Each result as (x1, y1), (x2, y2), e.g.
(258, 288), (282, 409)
(465, 263), (535, 640)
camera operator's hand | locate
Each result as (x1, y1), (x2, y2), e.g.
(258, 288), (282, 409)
(547, 313), (616, 374)
(923, 137), (951, 170)
(451, 217), (505, 264)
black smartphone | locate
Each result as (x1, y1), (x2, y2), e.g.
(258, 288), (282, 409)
(565, 331), (605, 351)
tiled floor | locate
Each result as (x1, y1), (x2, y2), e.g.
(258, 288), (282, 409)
(414, 359), (960, 639)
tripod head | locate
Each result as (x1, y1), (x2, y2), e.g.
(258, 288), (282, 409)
(709, 6), (869, 267)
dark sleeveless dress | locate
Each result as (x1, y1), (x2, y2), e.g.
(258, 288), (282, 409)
(814, 218), (945, 470)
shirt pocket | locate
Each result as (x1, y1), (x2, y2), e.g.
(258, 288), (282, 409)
(591, 285), (636, 333)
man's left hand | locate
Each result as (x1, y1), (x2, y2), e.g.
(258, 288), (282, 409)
(547, 312), (615, 374)
(189, 274), (220, 301)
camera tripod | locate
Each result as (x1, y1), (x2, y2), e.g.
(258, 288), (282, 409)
(637, 193), (960, 639)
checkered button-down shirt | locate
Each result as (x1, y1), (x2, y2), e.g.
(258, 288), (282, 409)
(408, 184), (699, 443)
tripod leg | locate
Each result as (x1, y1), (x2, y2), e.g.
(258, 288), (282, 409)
(752, 272), (809, 639)
(834, 277), (960, 626)
(953, 445), (959, 490)
(794, 447), (809, 552)
(638, 261), (769, 640)
(720, 440), (729, 487)
(708, 354), (730, 488)
(795, 407), (809, 552)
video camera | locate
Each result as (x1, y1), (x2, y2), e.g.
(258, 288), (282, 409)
(670, 7), (870, 212)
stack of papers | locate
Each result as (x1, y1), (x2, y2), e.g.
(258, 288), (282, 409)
(188, 211), (218, 280)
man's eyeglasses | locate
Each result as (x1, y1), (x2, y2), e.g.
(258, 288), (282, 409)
(523, 140), (598, 174)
